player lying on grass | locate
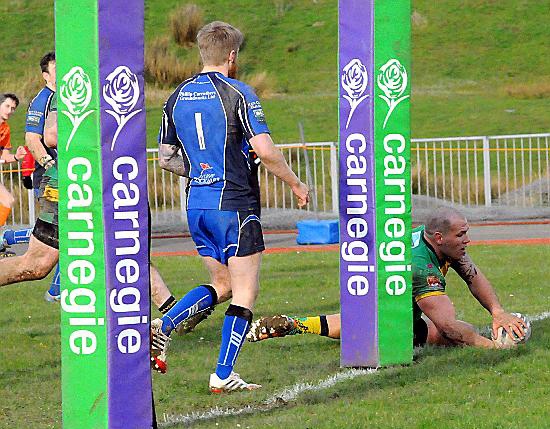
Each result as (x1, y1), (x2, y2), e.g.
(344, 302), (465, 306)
(246, 208), (528, 349)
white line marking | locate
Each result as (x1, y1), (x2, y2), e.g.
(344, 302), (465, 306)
(160, 369), (375, 427)
(528, 311), (550, 322)
(159, 311), (550, 427)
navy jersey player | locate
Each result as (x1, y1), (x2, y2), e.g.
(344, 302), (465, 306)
(153, 21), (309, 392)
(25, 51), (57, 194)
(0, 52), (59, 287)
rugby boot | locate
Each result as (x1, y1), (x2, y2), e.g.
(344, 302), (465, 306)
(209, 372), (261, 393)
(175, 305), (215, 335)
(246, 315), (297, 342)
(150, 318), (171, 374)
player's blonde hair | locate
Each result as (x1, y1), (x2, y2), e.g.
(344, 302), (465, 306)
(197, 21), (244, 66)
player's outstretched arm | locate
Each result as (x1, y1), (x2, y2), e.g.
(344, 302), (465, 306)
(417, 294), (495, 348)
(250, 133), (309, 207)
(452, 254), (527, 340)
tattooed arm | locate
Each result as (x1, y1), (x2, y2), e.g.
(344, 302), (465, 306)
(452, 254), (526, 338)
(452, 253), (502, 312)
(159, 144), (188, 177)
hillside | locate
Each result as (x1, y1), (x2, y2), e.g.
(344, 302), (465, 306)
(1, 0), (549, 145)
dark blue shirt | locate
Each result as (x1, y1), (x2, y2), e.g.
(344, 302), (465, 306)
(159, 72), (269, 211)
(25, 87), (57, 189)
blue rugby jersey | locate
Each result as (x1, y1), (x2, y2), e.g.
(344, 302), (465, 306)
(159, 72), (269, 211)
(25, 87), (57, 189)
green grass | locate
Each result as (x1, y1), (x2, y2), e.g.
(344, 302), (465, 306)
(0, 244), (549, 428)
(2, 0), (550, 148)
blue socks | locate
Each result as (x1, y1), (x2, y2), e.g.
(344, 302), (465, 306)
(215, 305), (252, 380)
(47, 264), (61, 297)
(161, 285), (217, 334)
(3, 228), (32, 245)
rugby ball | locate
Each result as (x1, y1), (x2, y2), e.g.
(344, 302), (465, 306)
(491, 313), (531, 348)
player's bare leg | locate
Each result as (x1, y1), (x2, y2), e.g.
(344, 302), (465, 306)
(0, 236), (58, 286)
(209, 253), (262, 393)
(173, 257), (232, 335)
(202, 256), (233, 303)
(150, 264), (173, 310)
(150, 257), (233, 373)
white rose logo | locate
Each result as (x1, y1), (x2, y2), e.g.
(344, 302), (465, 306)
(103, 65), (142, 150)
(60, 66), (95, 150)
(377, 58), (410, 128)
(341, 58), (369, 129)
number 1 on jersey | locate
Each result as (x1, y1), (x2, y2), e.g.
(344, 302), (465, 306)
(195, 112), (206, 150)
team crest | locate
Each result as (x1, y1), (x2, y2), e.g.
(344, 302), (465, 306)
(426, 275), (441, 288)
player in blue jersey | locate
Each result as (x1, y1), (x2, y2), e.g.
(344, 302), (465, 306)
(246, 208), (528, 349)
(154, 21), (309, 392)
(0, 52), (60, 290)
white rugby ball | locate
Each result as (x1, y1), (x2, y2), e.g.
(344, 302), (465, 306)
(492, 312), (531, 348)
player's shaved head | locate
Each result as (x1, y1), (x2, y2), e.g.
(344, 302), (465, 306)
(424, 207), (466, 237)
(197, 21), (244, 66)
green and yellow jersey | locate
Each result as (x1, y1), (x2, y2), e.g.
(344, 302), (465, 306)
(412, 225), (452, 321)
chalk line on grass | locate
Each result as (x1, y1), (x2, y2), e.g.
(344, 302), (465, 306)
(159, 311), (550, 428)
(160, 368), (376, 427)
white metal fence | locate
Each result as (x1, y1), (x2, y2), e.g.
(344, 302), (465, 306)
(3, 134), (549, 227)
(0, 163), (35, 226)
(412, 133), (550, 208)
(148, 133), (550, 217)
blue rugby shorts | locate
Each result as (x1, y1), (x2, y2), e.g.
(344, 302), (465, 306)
(187, 208), (265, 264)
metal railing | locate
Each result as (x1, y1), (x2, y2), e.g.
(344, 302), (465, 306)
(146, 142), (338, 224)
(3, 134), (549, 227)
(0, 163), (35, 226)
(412, 133), (550, 208)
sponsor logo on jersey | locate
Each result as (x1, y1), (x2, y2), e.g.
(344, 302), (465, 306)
(426, 275), (441, 288)
(179, 90), (217, 101)
(248, 101), (262, 110)
(26, 115), (41, 126)
(252, 108), (266, 123)
(194, 163), (218, 185)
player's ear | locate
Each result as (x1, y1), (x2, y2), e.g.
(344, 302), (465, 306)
(433, 231), (443, 244)
(228, 50), (237, 63)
